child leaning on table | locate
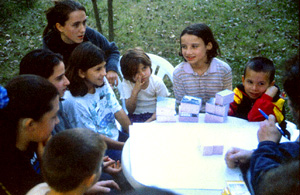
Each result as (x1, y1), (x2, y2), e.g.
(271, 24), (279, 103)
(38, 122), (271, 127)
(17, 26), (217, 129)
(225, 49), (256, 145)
(228, 57), (286, 127)
(26, 128), (120, 195)
(120, 47), (170, 123)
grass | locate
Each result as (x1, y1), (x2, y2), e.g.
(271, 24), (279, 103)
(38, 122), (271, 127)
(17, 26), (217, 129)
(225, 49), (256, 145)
(0, 0), (299, 121)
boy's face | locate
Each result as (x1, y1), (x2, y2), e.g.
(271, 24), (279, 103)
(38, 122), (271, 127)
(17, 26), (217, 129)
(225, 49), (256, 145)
(242, 67), (275, 100)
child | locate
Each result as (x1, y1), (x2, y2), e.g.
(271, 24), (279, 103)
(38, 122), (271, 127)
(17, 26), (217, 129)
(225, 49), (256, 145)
(19, 49), (71, 135)
(228, 57), (286, 125)
(26, 128), (120, 195)
(63, 41), (131, 161)
(173, 23), (232, 111)
(120, 47), (170, 123)
(0, 75), (59, 194)
(43, 0), (120, 86)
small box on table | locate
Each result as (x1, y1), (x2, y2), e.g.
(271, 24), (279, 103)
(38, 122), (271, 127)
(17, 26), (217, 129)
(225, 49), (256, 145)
(180, 95), (202, 114)
(178, 111), (199, 122)
(204, 112), (227, 123)
(201, 145), (224, 156)
(215, 89), (234, 105)
(205, 98), (229, 117)
(156, 96), (177, 122)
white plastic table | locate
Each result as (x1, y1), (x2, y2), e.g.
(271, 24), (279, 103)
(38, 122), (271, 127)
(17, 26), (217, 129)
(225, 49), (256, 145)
(121, 114), (296, 195)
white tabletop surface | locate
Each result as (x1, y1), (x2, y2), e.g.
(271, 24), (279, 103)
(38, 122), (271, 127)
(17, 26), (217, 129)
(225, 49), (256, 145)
(121, 114), (296, 195)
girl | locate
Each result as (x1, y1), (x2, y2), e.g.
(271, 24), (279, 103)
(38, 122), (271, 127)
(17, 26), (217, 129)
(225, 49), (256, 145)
(63, 41), (131, 161)
(43, 0), (119, 86)
(120, 47), (170, 122)
(173, 23), (232, 111)
(0, 75), (59, 194)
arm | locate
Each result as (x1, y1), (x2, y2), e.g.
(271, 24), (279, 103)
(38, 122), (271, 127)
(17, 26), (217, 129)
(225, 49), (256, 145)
(225, 147), (253, 168)
(248, 86), (283, 122)
(101, 135), (124, 150)
(125, 74), (143, 114)
(173, 70), (185, 104)
(114, 109), (131, 134)
(223, 69), (232, 90)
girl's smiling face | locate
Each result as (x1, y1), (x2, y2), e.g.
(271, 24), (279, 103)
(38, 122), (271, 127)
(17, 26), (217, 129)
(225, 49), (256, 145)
(56, 10), (87, 44)
(180, 34), (212, 67)
(79, 62), (106, 93)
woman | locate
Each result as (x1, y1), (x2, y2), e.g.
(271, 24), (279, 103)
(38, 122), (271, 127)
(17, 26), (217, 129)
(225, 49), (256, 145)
(43, 0), (120, 86)
(0, 75), (59, 194)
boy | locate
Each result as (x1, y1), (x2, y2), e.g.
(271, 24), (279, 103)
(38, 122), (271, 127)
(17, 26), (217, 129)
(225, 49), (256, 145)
(229, 57), (285, 126)
(26, 128), (120, 194)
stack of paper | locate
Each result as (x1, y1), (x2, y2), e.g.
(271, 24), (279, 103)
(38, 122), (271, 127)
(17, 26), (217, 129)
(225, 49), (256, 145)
(205, 89), (234, 123)
(178, 95), (202, 122)
(156, 96), (176, 122)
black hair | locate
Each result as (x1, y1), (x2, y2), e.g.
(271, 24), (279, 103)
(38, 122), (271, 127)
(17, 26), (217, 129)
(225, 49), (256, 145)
(42, 128), (106, 192)
(120, 47), (152, 83)
(19, 49), (63, 79)
(243, 57), (275, 83)
(43, 0), (86, 37)
(179, 23), (220, 64)
(66, 42), (105, 96)
(0, 75), (58, 153)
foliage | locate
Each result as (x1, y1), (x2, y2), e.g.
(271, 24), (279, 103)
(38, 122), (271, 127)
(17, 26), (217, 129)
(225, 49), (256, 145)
(0, 0), (299, 121)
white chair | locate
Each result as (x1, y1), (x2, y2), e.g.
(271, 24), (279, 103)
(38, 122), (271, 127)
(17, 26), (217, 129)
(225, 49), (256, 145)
(115, 53), (174, 113)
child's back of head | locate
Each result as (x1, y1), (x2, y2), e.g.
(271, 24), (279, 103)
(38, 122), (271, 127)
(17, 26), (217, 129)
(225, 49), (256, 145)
(42, 128), (107, 193)
(244, 57), (275, 83)
(120, 47), (152, 83)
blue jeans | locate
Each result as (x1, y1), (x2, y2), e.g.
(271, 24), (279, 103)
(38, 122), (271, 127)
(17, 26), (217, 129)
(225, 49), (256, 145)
(105, 131), (129, 161)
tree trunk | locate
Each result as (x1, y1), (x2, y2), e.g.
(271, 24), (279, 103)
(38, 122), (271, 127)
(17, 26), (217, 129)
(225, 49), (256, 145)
(91, 0), (102, 34)
(108, 0), (114, 41)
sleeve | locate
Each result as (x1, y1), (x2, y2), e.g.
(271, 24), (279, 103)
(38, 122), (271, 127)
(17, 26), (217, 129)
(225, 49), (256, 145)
(250, 141), (300, 193)
(248, 94), (284, 122)
(88, 27), (120, 73)
(223, 67), (232, 91)
(228, 87), (241, 116)
(122, 80), (133, 99)
(154, 76), (170, 97)
(173, 69), (185, 104)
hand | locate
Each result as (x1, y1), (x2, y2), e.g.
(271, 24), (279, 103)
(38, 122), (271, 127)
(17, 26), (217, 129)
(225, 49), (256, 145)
(258, 114), (281, 143)
(85, 180), (120, 194)
(225, 147), (253, 168)
(265, 86), (278, 98)
(106, 71), (118, 87)
(37, 135), (52, 159)
(102, 156), (122, 175)
(132, 74), (145, 93)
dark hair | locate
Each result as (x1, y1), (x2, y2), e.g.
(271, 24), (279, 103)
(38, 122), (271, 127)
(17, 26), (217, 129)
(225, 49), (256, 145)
(0, 75), (58, 152)
(42, 128), (106, 192)
(120, 47), (152, 83)
(66, 42), (105, 96)
(243, 57), (275, 83)
(283, 55), (299, 125)
(179, 23), (220, 64)
(43, 0), (86, 37)
(19, 49), (63, 79)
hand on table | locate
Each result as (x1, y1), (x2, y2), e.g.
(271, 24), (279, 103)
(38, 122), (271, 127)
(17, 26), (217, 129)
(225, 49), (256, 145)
(258, 114), (281, 143)
(225, 147), (253, 168)
(265, 86), (278, 98)
(106, 71), (118, 87)
(102, 156), (122, 175)
(86, 180), (120, 194)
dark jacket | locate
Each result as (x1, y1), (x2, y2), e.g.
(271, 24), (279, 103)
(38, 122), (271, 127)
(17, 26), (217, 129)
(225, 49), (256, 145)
(43, 26), (120, 73)
(250, 141), (300, 193)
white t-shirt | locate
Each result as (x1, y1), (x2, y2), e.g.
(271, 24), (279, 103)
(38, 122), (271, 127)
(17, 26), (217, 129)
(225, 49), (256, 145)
(63, 77), (122, 141)
(26, 183), (49, 195)
(122, 75), (170, 114)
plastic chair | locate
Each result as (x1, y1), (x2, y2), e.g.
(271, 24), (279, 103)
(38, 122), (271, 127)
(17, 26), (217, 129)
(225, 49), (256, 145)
(115, 53), (174, 113)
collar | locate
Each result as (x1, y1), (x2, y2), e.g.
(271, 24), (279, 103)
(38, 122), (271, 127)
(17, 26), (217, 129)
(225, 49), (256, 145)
(182, 58), (218, 75)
